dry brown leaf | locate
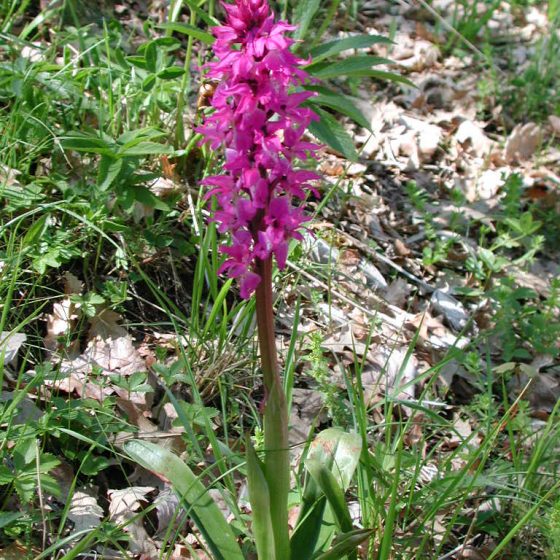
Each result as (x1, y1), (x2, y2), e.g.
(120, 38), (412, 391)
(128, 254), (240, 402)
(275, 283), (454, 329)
(89, 308), (128, 339)
(63, 271), (83, 294)
(394, 238), (411, 257)
(44, 299), (80, 353)
(549, 115), (560, 135)
(68, 487), (104, 536)
(385, 278), (411, 307)
(455, 120), (493, 158)
(83, 334), (146, 377)
(321, 325), (368, 356)
(108, 486), (158, 556)
(504, 122), (542, 163)
(0, 332), (27, 368)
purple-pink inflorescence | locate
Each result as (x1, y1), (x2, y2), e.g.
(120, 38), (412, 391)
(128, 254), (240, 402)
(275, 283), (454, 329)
(197, 0), (320, 298)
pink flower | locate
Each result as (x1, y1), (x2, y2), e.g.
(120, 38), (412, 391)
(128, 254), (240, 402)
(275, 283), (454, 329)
(198, 0), (320, 298)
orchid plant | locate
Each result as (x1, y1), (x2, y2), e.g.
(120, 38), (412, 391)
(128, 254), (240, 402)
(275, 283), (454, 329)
(126, 1), (366, 558)
(197, 1), (319, 557)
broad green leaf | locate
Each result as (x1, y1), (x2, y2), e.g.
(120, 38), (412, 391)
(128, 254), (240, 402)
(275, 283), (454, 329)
(60, 134), (115, 156)
(305, 85), (371, 130)
(293, 0), (321, 41)
(124, 440), (244, 560)
(133, 185), (170, 211)
(118, 127), (166, 145)
(312, 529), (373, 560)
(306, 55), (395, 79)
(306, 429), (362, 491)
(290, 497), (329, 560)
(356, 69), (415, 87)
(305, 458), (353, 534)
(247, 440), (276, 560)
(97, 156), (123, 191)
(290, 429), (363, 560)
(158, 66), (185, 80)
(157, 22), (215, 45)
(309, 108), (358, 161)
(23, 213), (49, 246)
(142, 74), (156, 92)
(0, 511), (23, 529)
(145, 42), (158, 73)
(309, 34), (392, 63)
(119, 141), (173, 156)
(127, 55), (148, 70)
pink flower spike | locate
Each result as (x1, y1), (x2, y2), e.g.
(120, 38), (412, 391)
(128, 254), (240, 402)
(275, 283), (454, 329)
(199, 0), (321, 298)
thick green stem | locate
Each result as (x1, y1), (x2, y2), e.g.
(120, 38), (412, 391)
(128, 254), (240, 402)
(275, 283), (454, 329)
(254, 256), (291, 560)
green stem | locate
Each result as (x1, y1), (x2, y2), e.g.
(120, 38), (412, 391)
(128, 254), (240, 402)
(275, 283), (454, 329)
(254, 256), (291, 560)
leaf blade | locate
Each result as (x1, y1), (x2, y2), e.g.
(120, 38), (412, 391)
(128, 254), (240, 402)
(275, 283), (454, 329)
(309, 34), (393, 63)
(308, 108), (358, 161)
(124, 440), (244, 560)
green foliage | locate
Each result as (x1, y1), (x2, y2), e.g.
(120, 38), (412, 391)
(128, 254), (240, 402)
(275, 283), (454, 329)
(124, 440), (245, 560)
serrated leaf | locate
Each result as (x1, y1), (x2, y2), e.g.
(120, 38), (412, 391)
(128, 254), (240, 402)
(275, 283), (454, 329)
(124, 440), (244, 560)
(306, 85), (371, 130)
(309, 34), (392, 63)
(157, 22), (215, 45)
(306, 55), (395, 79)
(309, 108), (358, 161)
(293, 0), (321, 41)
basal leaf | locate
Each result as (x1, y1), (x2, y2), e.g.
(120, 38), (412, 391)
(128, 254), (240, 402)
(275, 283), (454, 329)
(247, 440), (276, 560)
(293, 0), (321, 41)
(97, 156), (123, 191)
(306, 55), (395, 79)
(308, 108), (358, 161)
(306, 85), (371, 130)
(157, 22), (215, 45)
(312, 529), (373, 560)
(309, 34), (392, 63)
(124, 440), (244, 560)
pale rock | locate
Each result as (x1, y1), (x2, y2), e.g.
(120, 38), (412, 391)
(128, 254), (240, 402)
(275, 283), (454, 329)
(21, 43), (45, 62)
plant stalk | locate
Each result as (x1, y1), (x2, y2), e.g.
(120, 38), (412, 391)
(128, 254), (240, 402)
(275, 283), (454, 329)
(254, 256), (291, 560)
